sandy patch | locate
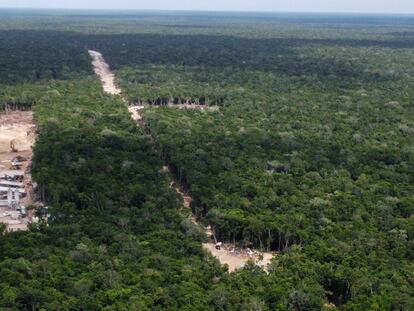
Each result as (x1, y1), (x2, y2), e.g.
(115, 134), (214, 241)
(88, 50), (122, 95)
(0, 111), (36, 153)
(0, 125), (35, 153)
(203, 243), (274, 273)
(128, 105), (144, 121)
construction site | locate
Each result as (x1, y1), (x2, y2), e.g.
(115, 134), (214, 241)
(0, 111), (40, 232)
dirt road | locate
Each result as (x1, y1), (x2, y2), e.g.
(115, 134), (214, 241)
(88, 50), (122, 95)
(89, 50), (274, 273)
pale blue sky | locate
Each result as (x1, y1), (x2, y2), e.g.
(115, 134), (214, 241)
(1, 0), (414, 14)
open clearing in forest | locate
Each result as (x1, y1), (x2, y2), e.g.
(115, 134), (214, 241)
(0, 111), (38, 231)
(203, 243), (274, 273)
(89, 50), (274, 272)
(0, 111), (36, 154)
(88, 50), (122, 96)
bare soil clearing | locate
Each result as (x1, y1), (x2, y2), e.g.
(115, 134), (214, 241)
(128, 105), (144, 121)
(0, 111), (38, 231)
(203, 243), (273, 273)
(0, 111), (36, 153)
(89, 50), (274, 272)
(88, 50), (122, 96)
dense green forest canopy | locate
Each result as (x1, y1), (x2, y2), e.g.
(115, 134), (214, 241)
(0, 10), (413, 310)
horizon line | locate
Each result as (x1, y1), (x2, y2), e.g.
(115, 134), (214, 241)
(1, 7), (414, 16)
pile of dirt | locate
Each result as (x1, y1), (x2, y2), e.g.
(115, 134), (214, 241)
(0, 112), (36, 153)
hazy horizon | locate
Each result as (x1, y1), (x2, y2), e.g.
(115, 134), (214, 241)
(2, 0), (414, 14)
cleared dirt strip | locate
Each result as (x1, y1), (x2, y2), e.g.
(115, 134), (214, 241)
(89, 50), (275, 272)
